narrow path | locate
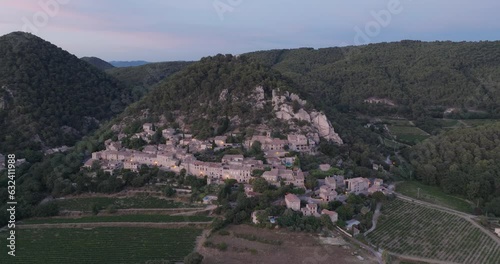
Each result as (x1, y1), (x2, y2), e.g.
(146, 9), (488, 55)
(335, 229), (383, 264)
(389, 252), (459, 264)
(59, 207), (210, 217)
(195, 229), (212, 252)
(171, 205), (217, 216)
(364, 203), (382, 236)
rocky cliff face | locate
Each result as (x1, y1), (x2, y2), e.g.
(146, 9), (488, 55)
(0, 85), (14, 110)
(271, 89), (343, 144)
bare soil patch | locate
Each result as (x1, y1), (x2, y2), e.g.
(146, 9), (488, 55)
(199, 225), (377, 264)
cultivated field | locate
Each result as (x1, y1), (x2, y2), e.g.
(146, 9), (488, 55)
(0, 228), (202, 264)
(367, 199), (500, 263)
(462, 119), (500, 127)
(21, 214), (212, 224)
(396, 181), (473, 213)
(56, 196), (197, 211)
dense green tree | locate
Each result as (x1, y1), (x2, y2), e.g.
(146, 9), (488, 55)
(252, 177), (269, 193)
(163, 186), (177, 197)
(305, 174), (318, 190)
(0, 32), (134, 154)
(183, 252), (204, 264)
(410, 123), (500, 213)
(33, 201), (59, 217)
(246, 41), (500, 118)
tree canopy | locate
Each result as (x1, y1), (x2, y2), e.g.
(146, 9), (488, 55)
(410, 122), (500, 213)
(0, 32), (134, 154)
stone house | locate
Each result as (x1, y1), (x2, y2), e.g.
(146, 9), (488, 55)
(333, 175), (345, 187)
(321, 209), (338, 223)
(324, 176), (337, 189)
(262, 169), (280, 183)
(287, 134), (311, 152)
(143, 123), (154, 133)
(124, 161), (139, 171)
(285, 193), (301, 211)
(345, 177), (370, 194)
(221, 154), (244, 165)
(319, 185), (337, 202)
(301, 203), (320, 217)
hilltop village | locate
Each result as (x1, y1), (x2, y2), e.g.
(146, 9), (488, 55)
(83, 121), (392, 233)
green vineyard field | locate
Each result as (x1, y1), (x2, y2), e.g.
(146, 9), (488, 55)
(1, 227), (202, 264)
(367, 199), (500, 263)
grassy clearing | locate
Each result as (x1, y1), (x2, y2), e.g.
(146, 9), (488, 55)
(381, 137), (407, 149)
(0, 228), (202, 264)
(395, 134), (429, 144)
(21, 215), (212, 224)
(387, 125), (429, 145)
(396, 181), (473, 213)
(387, 125), (428, 135)
(56, 196), (198, 211)
(462, 119), (500, 127)
(382, 119), (413, 126)
(435, 119), (461, 127)
(367, 199), (500, 263)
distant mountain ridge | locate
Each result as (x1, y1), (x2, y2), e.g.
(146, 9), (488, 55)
(0, 32), (134, 155)
(106, 61), (194, 95)
(110, 61), (150, 67)
(81, 56), (115, 71)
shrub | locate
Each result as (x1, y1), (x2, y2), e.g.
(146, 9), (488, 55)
(91, 203), (101, 215)
(218, 230), (230, 236)
(33, 201), (60, 217)
(203, 241), (214, 248)
(184, 252), (204, 264)
(216, 242), (228, 251)
(107, 205), (118, 214)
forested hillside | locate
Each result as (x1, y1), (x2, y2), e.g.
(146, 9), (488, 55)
(123, 54), (302, 139)
(247, 41), (500, 214)
(0, 32), (134, 156)
(409, 123), (500, 215)
(106, 61), (193, 95)
(81, 56), (115, 71)
(0, 54), (363, 227)
(246, 41), (500, 118)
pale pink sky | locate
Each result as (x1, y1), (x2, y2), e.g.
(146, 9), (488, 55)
(1, 0), (499, 61)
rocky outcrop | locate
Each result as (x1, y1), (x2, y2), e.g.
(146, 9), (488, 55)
(272, 90), (343, 144)
(219, 89), (228, 101)
(310, 112), (343, 144)
(251, 86), (266, 109)
(0, 85), (14, 110)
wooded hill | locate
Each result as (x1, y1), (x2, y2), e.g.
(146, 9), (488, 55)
(409, 123), (500, 214)
(0, 32), (134, 156)
(106, 61), (193, 96)
(121, 54), (305, 139)
(246, 41), (500, 118)
(81, 56), (115, 71)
